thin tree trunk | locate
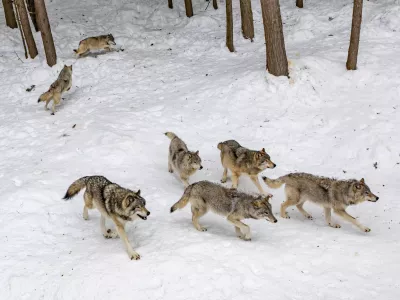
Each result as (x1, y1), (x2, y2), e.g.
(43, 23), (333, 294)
(184, 0), (193, 17)
(240, 0), (254, 41)
(14, 0), (28, 58)
(34, 0), (57, 66)
(296, 0), (303, 8)
(168, 0), (173, 9)
(260, 0), (289, 77)
(26, 0), (39, 32)
(2, 0), (18, 28)
(15, 0), (38, 58)
(346, 0), (363, 70)
(226, 0), (234, 52)
(213, 0), (218, 10)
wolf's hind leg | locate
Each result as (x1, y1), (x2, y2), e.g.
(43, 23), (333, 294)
(83, 191), (94, 220)
(101, 215), (118, 238)
(296, 202), (312, 219)
(191, 205), (207, 232)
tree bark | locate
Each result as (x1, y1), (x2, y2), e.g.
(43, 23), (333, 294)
(34, 0), (57, 66)
(226, 0), (234, 52)
(168, 0), (173, 9)
(184, 0), (193, 17)
(260, 0), (289, 77)
(15, 0), (38, 58)
(26, 0), (39, 31)
(296, 0), (303, 8)
(346, 0), (363, 70)
(213, 0), (218, 10)
(2, 0), (18, 28)
(14, 0), (28, 58)
(240, 0), (254, 41)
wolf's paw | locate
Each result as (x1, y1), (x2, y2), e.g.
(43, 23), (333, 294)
(129, 252), (141, 260)
(329, 223), (341, 228)
(306, 214), (313, 220)
(363, 227), (371, 233)
(196, 227), (207, 232)
(104, 229), (118, 239)
(168, 169), (173, 173)
(281, 212), (290, 219)
(221, 178), (227, 183)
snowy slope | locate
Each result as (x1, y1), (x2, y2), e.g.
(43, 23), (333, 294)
(0, 0), (399, 299)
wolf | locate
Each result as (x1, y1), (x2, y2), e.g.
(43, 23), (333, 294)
(63, 175), (150, 260)
(38, 65), (72, 115)
(262, 173), (379, 232)
(170, 181), (277, 240)
(217, 140), (276, 195)
(165, 132), (203, 187)
(73, 34), (117, 57)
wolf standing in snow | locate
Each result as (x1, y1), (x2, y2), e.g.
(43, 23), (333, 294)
(217, 140), (276, 195)
(73, 34), (117, 57)
(262, 173), (379, 232)
(165, 132), (203, 187)
(37, 65), (72, 115)
(170, 181), (277, 240)
(63, 175), (150, 260)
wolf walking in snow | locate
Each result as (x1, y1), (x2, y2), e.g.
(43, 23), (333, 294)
(217, 140), (276, 195)
(63, 175), (150, 260)
(37, 65), (72, 115)
(170, 181), (277, 240)
(73, 34), (117, 57)
(262, 173), (379, 232)
(165, 132), (203, 187)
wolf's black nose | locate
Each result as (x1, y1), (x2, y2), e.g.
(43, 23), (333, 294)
(273, 163), (277, 168)
(147, 211), (150, 216)
(274, 219), (278, 223)
(375, 197), (379, 201)
(200, 166), (203, 170)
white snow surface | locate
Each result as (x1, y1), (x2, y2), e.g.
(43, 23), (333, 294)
(1, 0), (400, 299)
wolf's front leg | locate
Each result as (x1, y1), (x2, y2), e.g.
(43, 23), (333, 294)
(334, 209), (370, 232)
(324, 208), (341, 228)
(228, 216), (251, 241)
(221, 168), (228, 183)
(250, 175), (272, 197)
(112, 218), (140, 260)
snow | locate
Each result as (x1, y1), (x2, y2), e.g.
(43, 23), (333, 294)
(0, 0), (399, 299)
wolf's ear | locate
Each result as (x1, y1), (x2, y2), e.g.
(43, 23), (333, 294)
(360, 178), (365, 184)
(122, 195), (133, 209)
(136, 189), (141, 196)
(195, 150), (199, 155)
(261, 148), (266, 153)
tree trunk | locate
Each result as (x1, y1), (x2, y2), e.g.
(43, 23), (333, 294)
(226, 0), (234, 52)
(15, 0), (38, 58)
(26, 0), (39, 31)
(260, 0), (289, 77)
(240, 0), (254, 41)
(213, 0), (218, 9)
(346, 0), (363, 70)
(296, 0), (303, 8)
(14, 0), (28, 58)
(184, 0), (193, 17)
(2, 0), (18, 28)
(34, 0), (57, 66)
(168, 0), (173, 9)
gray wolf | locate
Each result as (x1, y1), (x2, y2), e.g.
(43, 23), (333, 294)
(170, 181), (277, 240)
(262, 173), (379, 232)
(73, 34), (117, 57)
(63, 175), (150, 260)
(165, 132), (203, 187)
(217, 140), (276, 195)
(37, 65), (72, 115)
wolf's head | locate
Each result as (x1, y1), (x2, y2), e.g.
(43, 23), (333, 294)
(186, 150), (203, 171)
(107, 34), (116, 45)
(351, 178), (379, 204)
(122, 190), (150, 220)
(63, 64), (73, 72)
(250, 195), (277, 223)
(254, 148), (276, 170)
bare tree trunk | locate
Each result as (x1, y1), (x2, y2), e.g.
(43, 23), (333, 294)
(240, 0), (254, 41)
(226, 0), (234, 52)
(346, 0), (363, 70)
(15, 0), (38, 58)
(260, 0), (289, 77)
(34, 0), (57, 66)
(26, 0), (39, 31)
(296, 0), (303, 8)
(213, 0), (218, 9)
(168, 0), (173, 9)
(2, 0), (18, 28)
(184, 0), (193, 17)
(14, 0), (28, 58)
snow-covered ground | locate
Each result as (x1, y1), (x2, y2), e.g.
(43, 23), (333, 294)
(1, 0), (400, 299)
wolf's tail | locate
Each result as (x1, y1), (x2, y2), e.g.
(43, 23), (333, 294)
(63, 176), (90, 200)
(37, 90), (53, 103)
(170, 184), (194, 213)
(165, 132), (177, 140)
(262, 176), (286, 189)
